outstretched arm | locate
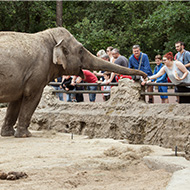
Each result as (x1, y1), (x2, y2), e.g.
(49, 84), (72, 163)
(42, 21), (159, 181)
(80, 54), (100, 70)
(76, 76), (83, 84)
(141, 67), (166, 85)
(149, 67), (166, 80)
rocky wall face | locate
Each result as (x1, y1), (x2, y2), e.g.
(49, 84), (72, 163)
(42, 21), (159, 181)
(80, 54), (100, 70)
(31, 79), (190, 158)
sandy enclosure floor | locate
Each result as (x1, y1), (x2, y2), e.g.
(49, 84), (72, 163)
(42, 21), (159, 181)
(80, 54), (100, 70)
(0, 130), (172, 190)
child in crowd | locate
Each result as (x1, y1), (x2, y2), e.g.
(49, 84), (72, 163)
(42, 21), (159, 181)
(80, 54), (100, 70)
(153, 55), (169, 103)
(61, 75), (76, 102)
(102, 72), (111, 101)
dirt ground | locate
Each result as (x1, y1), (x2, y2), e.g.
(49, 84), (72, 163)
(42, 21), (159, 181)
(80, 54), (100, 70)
(0, 130), (172, 190)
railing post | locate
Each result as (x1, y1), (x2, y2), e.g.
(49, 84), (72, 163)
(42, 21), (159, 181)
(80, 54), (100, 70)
(97, 84), (101, 91)
(140, 84), (146, 102)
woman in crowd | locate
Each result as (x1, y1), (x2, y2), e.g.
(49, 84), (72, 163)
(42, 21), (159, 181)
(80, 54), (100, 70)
(142, 52), (190, 103)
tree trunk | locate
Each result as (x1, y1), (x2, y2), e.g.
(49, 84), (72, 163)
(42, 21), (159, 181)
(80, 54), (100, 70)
(56, 1), (63, 27)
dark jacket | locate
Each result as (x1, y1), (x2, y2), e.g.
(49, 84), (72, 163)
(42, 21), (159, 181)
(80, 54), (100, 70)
(61, 77), (75, 90)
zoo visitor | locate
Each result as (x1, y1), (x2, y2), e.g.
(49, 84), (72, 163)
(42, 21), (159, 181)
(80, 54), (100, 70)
(142, 52), (190, 104)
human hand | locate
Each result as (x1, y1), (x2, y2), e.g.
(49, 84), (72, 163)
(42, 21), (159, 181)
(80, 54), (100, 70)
(146, 80), (152, 84)
(105, 79), (111, 84)
(174, 71), (181, 80)
(71, 81), (76, 86)
(65, 87), (69, 91)
(93, 71), (98, 75)
(141, 77), (151, 85)
(141, 81), (146, 85)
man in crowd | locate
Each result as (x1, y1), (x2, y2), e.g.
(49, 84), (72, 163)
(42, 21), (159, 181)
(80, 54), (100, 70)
(175, 41), (190, 71)
(112, 48), (128, 67)
(106, 48), (128, 83)
(128, 45), (153, 103)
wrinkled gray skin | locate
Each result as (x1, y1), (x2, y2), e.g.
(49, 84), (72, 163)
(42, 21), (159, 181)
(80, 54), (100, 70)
(0, 27), (147, 138)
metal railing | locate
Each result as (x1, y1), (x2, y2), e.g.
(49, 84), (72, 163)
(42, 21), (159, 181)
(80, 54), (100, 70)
(141, 82), (190, 102)
(49, 82), (118, 94)
(49, 82), (190, 97)
(149, 62), (156, 64)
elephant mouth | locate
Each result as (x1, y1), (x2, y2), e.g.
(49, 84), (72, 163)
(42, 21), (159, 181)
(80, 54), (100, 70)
(78, 68), (84, 79)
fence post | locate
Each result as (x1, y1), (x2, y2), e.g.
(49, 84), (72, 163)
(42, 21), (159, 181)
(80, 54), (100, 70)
(140, 85), (146, 102)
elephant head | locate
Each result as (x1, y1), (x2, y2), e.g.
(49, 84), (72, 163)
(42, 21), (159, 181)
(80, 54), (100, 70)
(51, 27), (147, 79)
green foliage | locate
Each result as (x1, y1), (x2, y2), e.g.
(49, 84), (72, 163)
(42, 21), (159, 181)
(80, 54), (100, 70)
(143, 1), (190, 57)
(0, 1), (56, 32)
(0, 1), (190, 60)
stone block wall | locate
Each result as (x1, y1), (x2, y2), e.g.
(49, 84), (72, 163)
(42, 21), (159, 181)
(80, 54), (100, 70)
(31, 79), (190, 157)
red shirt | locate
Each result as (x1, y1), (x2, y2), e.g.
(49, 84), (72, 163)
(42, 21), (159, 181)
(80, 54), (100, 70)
(115, 75), (132, 82)
(82, 70), (98, 83)
(134, 55), (139, 61)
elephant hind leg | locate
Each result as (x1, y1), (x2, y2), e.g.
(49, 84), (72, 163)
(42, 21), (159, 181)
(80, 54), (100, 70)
(14, 127), (32, 138)
(1, 100), (22, 136)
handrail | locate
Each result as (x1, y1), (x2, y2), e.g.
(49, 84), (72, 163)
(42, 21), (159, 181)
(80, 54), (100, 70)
(141, 82), (190, 99)
(49, 82), (190, 97)
(49, 82), (117, 94)
(49, 82), (118, 86)
(149, 62), (156, 64)
(144, 82), (190, 86)
(52, 90), (110, 94)
(141, 92), (190, 96)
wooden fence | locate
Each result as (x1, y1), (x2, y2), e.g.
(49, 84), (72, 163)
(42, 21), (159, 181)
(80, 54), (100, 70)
(49, 82), (190, 98)
(49, 82), (118, 94)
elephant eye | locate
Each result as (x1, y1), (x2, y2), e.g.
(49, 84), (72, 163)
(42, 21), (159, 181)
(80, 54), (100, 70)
(79, 47), (83, 55)
(62, 47), (69, 56)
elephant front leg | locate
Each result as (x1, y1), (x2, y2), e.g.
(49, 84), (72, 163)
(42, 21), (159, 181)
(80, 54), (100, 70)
(1, 100), (22, 136)
(14, 90), (43, 138)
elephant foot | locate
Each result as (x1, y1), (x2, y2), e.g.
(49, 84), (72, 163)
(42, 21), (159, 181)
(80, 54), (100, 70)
(14, 128), (32, 138)
(1, 128), (15, 137)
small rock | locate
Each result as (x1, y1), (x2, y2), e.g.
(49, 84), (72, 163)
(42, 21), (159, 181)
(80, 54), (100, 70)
(7, 171), (28, 179)
(0, 172), (8, 180)
(7, 174), (17, 180)
(0, 171), (28, 180)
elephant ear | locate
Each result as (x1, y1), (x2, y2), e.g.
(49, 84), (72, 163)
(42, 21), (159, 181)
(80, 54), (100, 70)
(53, 39), (68, 70)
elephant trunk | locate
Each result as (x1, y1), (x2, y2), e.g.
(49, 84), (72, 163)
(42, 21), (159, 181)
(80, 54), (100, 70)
(82, 50), (148, 78)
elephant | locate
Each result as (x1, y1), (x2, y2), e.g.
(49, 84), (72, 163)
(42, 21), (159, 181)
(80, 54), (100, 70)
(0, 27), (147, 138)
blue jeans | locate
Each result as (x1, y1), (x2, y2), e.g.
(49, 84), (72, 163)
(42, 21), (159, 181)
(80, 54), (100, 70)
(54, 86), (64, 101)
(158, 86), (168, 99)
(67, 93), (76, 102)
(66, 94), (71, 102)
(88, 86), (97, 102)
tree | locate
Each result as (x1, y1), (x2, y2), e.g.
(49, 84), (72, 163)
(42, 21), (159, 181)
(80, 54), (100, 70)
(0, 1), (56, 32)
(56, 0), (63, 27)
(142, 1), (190, 58)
